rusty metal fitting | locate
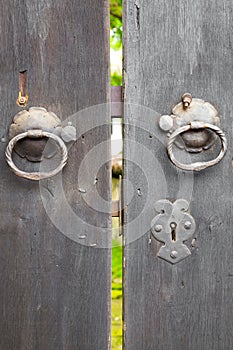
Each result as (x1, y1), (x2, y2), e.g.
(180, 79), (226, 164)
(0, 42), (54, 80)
(16, 91), (28, 107)
(182, 93), (192, 109)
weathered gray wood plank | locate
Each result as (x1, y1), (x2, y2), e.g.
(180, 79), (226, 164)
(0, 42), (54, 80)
(0, 1), (111, 349)
(123, 1), (233, 349)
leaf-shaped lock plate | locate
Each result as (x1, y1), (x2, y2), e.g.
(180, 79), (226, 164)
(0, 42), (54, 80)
(151, 199), (196, 264)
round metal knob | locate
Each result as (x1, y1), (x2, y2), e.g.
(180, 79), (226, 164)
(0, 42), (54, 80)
(167, 122), (227, 171)
(159, 115), (173, 131)
(5, 129), (68, 180)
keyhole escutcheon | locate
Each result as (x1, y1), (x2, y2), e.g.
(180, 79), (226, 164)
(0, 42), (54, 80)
(170, 222), (177, 241)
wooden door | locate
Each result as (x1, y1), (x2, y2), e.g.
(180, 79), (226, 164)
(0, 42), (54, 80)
(0, 1), (111, 349)
(123, 1), (233, 349)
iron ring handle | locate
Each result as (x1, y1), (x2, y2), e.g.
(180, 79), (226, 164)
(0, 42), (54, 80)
(167, 121), (227, 171)
(5, 129), (68, 180)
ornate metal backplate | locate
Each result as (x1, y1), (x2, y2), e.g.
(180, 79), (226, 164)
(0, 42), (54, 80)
(151, 199), (196, 264)
(159, 94), (221, 153)
(8, 107), (76, 162)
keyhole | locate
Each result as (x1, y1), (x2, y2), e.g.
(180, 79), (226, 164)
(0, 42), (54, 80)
(170, 222), (177, 241)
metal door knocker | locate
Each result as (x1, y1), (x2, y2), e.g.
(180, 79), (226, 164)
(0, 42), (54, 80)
(5, 107), (76, 180)
(159, 93), (227, 171)
(151, 199), (196, 264)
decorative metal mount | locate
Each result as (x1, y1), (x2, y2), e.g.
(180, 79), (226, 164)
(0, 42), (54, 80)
(5, 107), (77, 180)
(151, 199), (196, 264)
(159, 93), (227, 171)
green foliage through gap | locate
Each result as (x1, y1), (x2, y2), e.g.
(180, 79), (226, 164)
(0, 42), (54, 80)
(110, 0), (122, 86)
(111, 2), (122, 348)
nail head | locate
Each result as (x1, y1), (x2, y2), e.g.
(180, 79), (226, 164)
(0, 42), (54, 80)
(170, 250), (178, 259)
(155, 224), (162, 232)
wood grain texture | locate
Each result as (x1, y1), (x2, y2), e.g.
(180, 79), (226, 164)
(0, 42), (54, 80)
(0, 1), (111, 349)
(123, 1), (233, 349)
